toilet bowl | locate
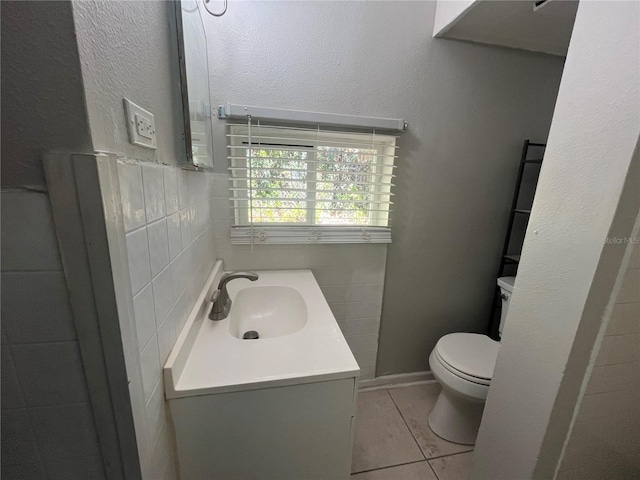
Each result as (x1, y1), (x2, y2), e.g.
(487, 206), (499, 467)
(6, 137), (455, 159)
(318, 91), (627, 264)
(428, 333), (499, 444)
(427, 276), (515, 445)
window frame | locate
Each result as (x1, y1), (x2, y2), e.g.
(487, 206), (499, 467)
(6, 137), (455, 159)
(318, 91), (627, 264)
(228, 125), (396, 230)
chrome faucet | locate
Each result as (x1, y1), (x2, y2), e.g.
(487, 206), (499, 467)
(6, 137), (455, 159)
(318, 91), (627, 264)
(209, 271), (259, 320)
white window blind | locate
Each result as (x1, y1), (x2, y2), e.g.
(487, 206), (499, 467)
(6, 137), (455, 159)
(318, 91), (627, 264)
(227, 120), (398, 244)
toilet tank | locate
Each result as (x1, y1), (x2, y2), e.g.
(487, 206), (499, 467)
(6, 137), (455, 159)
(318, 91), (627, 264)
(497, 276), (516, 337)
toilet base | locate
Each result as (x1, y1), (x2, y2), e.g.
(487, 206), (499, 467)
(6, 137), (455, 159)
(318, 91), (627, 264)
(428, 387), (485, 445)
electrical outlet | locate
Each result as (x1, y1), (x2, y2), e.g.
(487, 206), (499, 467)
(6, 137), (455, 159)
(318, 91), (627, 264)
(124, 98), (157, 149)
(135, 114), (154, 139)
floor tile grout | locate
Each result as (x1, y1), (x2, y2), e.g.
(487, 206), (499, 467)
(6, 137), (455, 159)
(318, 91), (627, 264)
(427, 460), (441, 480)
(350, 388), (424, 476)
(385, 386), (461, 480)
(352, 385), (475, 478)
(386, 387), (428, 461)
(354, 450), (475, 479)
(387, 386), (474, 460)
(427, 449), (474, 462)
(351, 458), (429, 475)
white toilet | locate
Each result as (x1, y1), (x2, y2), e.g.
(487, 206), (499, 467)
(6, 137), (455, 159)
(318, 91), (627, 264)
(428, 276), (515, 445)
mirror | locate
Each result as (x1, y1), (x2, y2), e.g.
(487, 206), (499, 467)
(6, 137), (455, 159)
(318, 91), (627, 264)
(175, 0), (214, 167)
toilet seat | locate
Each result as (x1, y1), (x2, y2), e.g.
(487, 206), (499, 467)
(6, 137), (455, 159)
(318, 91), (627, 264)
(434, 349), (491, 386)
(433, 333), (499, 386)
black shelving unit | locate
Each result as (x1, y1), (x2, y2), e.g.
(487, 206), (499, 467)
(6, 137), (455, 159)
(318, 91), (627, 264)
(488, 140), (546, 339)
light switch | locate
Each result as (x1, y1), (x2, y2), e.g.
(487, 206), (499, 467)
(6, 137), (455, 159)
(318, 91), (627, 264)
(124, 98), (157, 149)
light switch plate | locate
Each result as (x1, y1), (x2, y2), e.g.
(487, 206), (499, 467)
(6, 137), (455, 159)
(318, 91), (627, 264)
(124, 98), (157, 149)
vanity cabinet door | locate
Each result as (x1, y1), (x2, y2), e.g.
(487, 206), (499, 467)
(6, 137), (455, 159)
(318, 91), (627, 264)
(169, 377), (357, 479)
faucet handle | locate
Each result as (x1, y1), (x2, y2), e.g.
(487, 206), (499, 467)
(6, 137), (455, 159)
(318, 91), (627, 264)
(210, 272), (258, 321)
(210, 289), (221, 304)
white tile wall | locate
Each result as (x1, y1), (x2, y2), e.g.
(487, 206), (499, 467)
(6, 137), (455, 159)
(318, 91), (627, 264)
(126, 227), (152, 294)
(1, 190), (64, 272)
(139, 334), (161, 402)
(2, 272), (77, 343)
(142, 166), (166, 223)
(558, 242), (640, 480)
(116, 161), (218, 480)
(11, 343), (90, 407)
(147, 219), (170, 277)
(166, 213), (182, 261)
(114, 166), (387, 479)
(0, 189), (105, 479)
(118, 162), (146, 232)
(209, 173), (387, 380)
(133, 284), (157, 352)
(30, 403), (102, 461)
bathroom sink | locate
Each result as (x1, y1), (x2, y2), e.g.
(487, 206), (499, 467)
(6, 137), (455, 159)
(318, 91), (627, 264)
(164, 265), (359, 397)
(228, 286), (308, 339)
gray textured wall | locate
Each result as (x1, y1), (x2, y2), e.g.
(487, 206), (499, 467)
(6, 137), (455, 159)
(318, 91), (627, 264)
(1, 0), (92, 188)
(203, 0), (565, 375)
(72, 0), (186, 165)
(473, 1), (640, 475)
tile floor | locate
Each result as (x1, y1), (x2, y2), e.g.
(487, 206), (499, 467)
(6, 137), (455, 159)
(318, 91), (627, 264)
(352, 383), (474, 480)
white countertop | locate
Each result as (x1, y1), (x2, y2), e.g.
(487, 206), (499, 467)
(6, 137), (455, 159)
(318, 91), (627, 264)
(164, 263), (360, 398)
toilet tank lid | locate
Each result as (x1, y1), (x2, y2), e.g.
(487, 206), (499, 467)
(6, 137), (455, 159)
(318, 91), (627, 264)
(497, 276), (516, 292)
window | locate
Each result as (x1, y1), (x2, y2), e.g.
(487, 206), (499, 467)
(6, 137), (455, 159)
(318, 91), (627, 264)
(227, 123), (397, 244)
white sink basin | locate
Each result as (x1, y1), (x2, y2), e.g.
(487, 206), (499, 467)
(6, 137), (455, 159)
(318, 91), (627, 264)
(164, 266), (359, 398)
(228, 286), (308, 339)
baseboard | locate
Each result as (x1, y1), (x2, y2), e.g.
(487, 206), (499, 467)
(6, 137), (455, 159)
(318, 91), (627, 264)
(358, 371), (436, 391)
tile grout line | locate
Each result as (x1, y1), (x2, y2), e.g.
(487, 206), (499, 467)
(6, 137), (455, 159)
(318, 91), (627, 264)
(8, 339), (80, 348)
(385, 388), (427, 462)
(3, 346), (47, 473)
(385, 387), (473, 477)
(426, 450), (476, 480)
(351, 458), (429, 476)
(351, 388), (426, 476)
(425, 449), (474, 462)
(426, 459), (441, 480)
(1, 269), (64, 274)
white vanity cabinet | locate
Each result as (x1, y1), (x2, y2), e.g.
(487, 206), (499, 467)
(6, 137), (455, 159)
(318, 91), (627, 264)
(169, 377), (357, 479)
(164, 263), (360, 479)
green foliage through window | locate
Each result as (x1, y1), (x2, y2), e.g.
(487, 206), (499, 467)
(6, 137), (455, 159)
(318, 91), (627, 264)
(229, 126), (395, 227)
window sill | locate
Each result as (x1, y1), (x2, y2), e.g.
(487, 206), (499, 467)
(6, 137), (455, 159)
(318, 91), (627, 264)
(230, 226), (391, 245)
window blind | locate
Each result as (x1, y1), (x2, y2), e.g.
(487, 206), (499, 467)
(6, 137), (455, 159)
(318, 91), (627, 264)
(227, 120), (397, 244)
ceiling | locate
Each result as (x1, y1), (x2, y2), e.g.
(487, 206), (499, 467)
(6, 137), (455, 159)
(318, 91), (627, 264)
(440, 0), (579, 57)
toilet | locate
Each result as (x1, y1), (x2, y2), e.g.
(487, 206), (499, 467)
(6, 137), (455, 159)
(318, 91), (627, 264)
(428, 276), (515, 445)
